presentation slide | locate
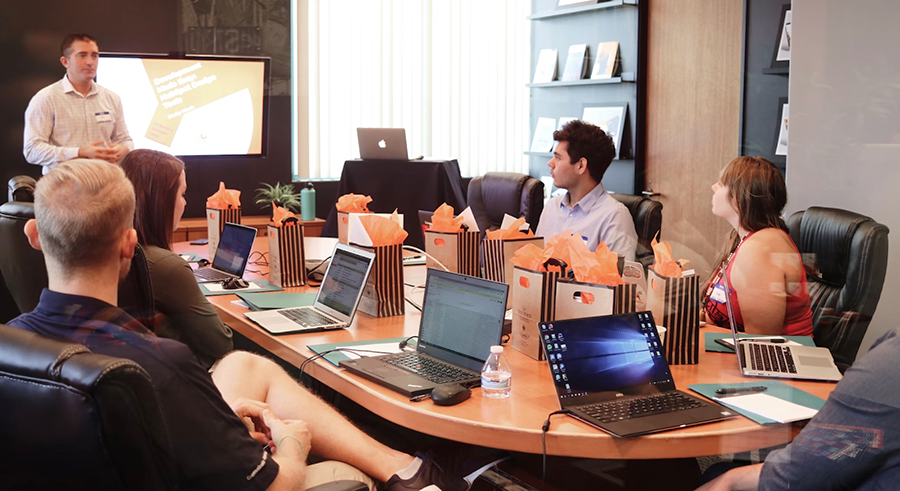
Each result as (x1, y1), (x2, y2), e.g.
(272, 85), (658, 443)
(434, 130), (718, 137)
(97, 57), (266, 156)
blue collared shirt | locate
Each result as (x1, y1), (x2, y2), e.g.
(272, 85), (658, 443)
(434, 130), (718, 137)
(536, 182), (638, 260)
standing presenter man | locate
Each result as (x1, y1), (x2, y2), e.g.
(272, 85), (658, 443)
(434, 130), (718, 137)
(24, 33), (133, 174)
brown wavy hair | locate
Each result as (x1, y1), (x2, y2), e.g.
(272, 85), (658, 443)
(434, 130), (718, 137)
(120, 149), (185, 250)
(553, 120), (616, 183)
(704, 156), (789, 293)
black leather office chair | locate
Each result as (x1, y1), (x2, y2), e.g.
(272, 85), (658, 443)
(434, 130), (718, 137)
(787, 207), (890, 372)
(0, 323), (177, 490)
(610, 194), (663, 269)
(467, 172), (544, 236)
(0, 324), (370, 490)
(8, 175), (36, 202)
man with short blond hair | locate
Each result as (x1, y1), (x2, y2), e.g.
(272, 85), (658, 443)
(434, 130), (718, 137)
(24, 34), (133, 174)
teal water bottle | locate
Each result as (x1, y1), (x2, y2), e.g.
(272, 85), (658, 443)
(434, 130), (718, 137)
(300, 183), (316, 221)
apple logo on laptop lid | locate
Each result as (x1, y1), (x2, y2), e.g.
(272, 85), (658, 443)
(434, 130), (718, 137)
(378, 139), (386, 148)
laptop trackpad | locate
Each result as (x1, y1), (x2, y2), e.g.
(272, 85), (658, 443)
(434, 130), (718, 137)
(798, 356), (834, 368)
(362, 365), (408, 380)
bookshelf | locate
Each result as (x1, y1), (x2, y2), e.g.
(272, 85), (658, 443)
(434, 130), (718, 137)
(527, 0), (647, 195)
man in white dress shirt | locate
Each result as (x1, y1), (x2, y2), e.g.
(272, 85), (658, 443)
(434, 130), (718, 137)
(23, 33), (133, 174)
(536, 120), (638, 260)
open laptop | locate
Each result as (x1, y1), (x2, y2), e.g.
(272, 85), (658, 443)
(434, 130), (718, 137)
(244, 243), (375, 334)
(722, 267), (842, 382)
(193, 222), (257, 283)
(539, 312), (735, 438)
(357, 128), (409, 160)
(340, 269), (509, 397)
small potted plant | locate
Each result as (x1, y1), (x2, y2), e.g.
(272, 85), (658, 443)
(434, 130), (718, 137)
(254, 182), (302, 220)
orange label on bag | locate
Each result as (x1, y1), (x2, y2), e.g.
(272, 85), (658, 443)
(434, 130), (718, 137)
(342, 216), (349, 224)
(269, 230), (275, 238)
(433, 238), (446, 247)
(209, 213), (215, 219)
(651, 278), (658, 291)
(519, 276), (530, 288)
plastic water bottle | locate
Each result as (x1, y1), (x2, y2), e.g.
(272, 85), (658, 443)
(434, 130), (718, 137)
(481, 345), (512, 399)
(300, 183), (316, 221)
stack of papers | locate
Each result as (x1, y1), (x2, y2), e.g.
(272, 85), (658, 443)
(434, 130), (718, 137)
(712, 393), (819, 423)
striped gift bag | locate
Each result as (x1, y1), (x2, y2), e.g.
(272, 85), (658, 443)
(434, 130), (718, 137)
(358, 244), (405, 317)
(424, 230), (480, 277)
(206, 206), (242, 258)
(267, 223), (307, 287)
(647, 269), (700, 365)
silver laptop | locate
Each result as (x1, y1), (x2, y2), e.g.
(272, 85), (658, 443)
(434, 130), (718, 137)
(357, 128), (409, 160)
(723, 266), (842, 382)
(193, 223), (257, 283)
(244, 243), (375, 334)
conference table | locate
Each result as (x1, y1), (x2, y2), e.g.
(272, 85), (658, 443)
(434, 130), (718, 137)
(174, 237), (837, 460)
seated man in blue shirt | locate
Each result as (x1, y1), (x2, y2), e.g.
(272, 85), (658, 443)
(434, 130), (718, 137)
(9, 160), (466, 491)
(535, 120), (637, 260)
(697, 329), (900, 491)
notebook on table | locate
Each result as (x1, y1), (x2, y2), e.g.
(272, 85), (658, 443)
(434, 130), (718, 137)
(357, 128), (409, 160)
(539, 312), (736, 438)
(721, 267), (842, 382)
(340, 269), (509, 397)
(193, 223), (257, 283)
(244, 243), (375, 334)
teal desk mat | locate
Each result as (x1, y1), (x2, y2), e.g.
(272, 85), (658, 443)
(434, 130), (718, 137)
(705, 332), (816, 352)
(199, 279), (284, 296)
(309, 337), (417, 367)
(236, 292), (317, 311)
(688, 381), (826, 425)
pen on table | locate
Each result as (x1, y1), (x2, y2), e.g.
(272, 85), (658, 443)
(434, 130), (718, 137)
(715, 386), (768, 395)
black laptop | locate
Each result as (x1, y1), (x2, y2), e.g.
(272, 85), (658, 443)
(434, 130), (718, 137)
(539, 312), (735, 437)
(340, 268), (509, 397)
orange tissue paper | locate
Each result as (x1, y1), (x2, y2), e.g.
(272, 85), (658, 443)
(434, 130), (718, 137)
(429, 203), (465, 233)
(650, 235), (689, 278)
(358, 211), (408, 246)
(510, 243), (548, 272)
(485, 217), (535, 240)
(336, 194), (373, 213)
(272, 203), (298, 227)
(206, 182), (241, 209)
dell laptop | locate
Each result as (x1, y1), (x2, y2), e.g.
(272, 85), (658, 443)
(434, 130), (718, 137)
(193, 222), (257, 283)
(722, 267), (842, 382)
(539, 312), (735, 438)
(357, 128), (409, 160)
(340, 269), (509, 397)
(244, 243), (375, 334)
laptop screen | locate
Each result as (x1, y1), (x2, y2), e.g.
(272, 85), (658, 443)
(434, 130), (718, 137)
(540, 312), (675, 406)
(316, 245), (373, 317)
(417, 269), (509, 372)
(211, 223), (257, 276)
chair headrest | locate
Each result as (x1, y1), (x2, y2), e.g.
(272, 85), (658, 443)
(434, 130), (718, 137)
(0, 324), (146, 390)
(789, 207), (877, 284)
(8, 176), (36, 203)
(478, 172), (530, 224)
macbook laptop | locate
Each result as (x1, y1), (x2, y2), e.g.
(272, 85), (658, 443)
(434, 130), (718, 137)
(194, 223), (257, 283)
(722, 267), (842, 382)
(539, 312), (735, 438)
(340, 269), (509, 397)
(357, 128), (409, 160)
(244, 243), (375, 334)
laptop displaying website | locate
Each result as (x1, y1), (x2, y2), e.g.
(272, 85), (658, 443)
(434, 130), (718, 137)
(340, 269), (509, 397)
(539, 312), (734, 437)
(244, 243), (375, 334)
(193, 222), (257, 283)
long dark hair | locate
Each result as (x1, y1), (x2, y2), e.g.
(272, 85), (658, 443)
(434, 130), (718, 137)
(120, 149), (185, 250)
(704, 156), (788, 293)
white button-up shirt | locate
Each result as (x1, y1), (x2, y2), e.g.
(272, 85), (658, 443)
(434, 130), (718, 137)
(536, 182), (638, 261)
(23, 75), (133, 174)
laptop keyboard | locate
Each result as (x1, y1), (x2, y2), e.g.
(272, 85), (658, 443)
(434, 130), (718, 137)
(278, 308), (340, 328)
(194, 268), (234, 281)
(383, 353), (477, 385)
(749, 344), (797, 373)
(580, 392), (706, 424)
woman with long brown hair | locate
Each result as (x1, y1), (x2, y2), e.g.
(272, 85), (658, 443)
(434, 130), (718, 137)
(121, 149), (233, 367)
(702, 156), (813, 336)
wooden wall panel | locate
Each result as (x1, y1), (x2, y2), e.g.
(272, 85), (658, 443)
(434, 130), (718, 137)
(645, 0), (744, 278)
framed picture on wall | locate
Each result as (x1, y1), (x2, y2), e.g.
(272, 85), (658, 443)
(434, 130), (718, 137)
(774, 97), (789, 156)
(582, 102), (628, 159)
(770, 4), (791, 69)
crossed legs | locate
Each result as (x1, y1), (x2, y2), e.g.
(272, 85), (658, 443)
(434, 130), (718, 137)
(212, 351), (415, 483)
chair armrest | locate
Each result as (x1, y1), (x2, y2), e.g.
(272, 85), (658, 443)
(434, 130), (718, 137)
(307, 480), (370, 491)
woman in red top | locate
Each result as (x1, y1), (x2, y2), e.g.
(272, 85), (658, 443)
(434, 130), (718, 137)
(702, 156), (813, 337)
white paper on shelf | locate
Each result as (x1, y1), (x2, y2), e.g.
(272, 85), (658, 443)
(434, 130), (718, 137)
(530, 117), (557, 153)
(713, 393), (818, 423)
(338, 342), (405, 360)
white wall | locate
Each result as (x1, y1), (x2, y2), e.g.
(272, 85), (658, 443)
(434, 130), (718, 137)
(788, 0), (900, 357)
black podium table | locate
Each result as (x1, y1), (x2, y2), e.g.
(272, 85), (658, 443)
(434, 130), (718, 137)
(322, 159), (467, 249)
